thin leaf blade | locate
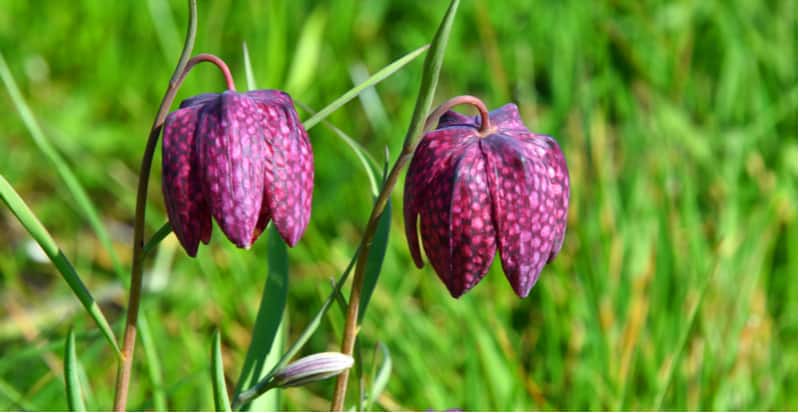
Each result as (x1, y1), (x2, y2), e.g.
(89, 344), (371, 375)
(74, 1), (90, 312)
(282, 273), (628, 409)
(0, 174), (120, 355)
(212, 330), (232, 412)
(64, 328), (86, 411)
(303, 44), (429, 130)
(0, 52), (126, 281)
(141, 222), (173, 258)
(402, 0), (461, 149)
(366, 342), (392, 411)
(233, 226), (289, 411)
(139, 312), (167, 410)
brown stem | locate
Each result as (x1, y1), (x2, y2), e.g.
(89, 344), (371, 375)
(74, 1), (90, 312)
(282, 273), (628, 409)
(112, 52), (236, 411)
(329, 97), (486, 413)
(110, 5), (250, 411)
(182, 53), (237, 91)
(422, 95), (493, 135)
(330, 145), (414, 411)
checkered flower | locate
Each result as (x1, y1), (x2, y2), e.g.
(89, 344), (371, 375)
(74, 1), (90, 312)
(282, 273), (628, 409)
(404, 96), (569, 298)
(162, 89), (313, 256)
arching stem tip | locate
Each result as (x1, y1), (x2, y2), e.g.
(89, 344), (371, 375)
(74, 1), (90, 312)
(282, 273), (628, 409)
(424, 95), (494, 135)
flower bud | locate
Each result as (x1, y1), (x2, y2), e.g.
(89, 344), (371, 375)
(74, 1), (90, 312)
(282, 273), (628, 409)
(271, 352), (354, 388)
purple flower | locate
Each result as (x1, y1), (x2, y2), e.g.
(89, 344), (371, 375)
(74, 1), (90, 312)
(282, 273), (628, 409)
(404, 96), (569, 298)
(162, 90), (313, 256)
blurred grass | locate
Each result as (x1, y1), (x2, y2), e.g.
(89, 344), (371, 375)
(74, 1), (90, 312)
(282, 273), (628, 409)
(0, 0), (796, 410)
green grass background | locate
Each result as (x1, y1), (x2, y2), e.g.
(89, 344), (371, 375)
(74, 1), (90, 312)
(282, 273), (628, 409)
(0, 0), (797, 410)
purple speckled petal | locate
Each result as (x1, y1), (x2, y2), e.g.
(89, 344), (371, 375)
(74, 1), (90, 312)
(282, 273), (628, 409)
(404, 126), (475, 268)
(162, 105), (212, 256)
(408, 127), (495, 298)
(403, 97), (569, 298)
(523, 134), (570, 262)
(439, 143), (496, 297)
(482, 133), (564, 297)
(488, 103), (527, 131)
(196, 91), (266, 248)
(250, 91), (314, 246)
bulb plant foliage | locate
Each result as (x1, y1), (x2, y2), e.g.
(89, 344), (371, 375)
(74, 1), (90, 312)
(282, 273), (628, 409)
(0, 0), (571, 411)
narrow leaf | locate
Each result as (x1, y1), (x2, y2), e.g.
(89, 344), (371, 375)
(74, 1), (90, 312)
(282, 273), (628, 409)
(303, 44), (429, 130)
(139, 312), (167, 410)
(233, 226), (289, 411)
(141, 222), (173, 258)
(297, 102), (380, 196)
(366, 342), (392, 411)
(358, 200), (391, 323)
(402, 0), (460, 149)
(64, 328), (86, 411)
(212, 330), (232, 412)
(0, 175), (120, 355)
(242, 42), (257, 91)
(285, 7), (327, 96)
(0, 52), (126, 281)
(232, 248), (360, 410)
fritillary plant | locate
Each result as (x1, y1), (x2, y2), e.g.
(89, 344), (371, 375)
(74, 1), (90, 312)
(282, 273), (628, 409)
(0, 0), (569, 411)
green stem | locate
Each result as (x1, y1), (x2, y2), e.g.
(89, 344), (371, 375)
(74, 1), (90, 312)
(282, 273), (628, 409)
(330, 0), (460, 408)
(112, 1), (198, 410)
(330, 150), (412, 411)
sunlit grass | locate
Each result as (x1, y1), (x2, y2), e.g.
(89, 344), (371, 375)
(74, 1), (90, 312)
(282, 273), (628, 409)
(0, 0), (796, 410)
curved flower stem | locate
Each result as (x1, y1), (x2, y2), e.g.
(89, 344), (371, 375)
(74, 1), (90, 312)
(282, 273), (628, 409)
(423, 95), (493, 135)
(331, 0), (460, 407)
(112, 1), (199, 410)
(181, 53), (237, 91)
(330, 148), (413, 411)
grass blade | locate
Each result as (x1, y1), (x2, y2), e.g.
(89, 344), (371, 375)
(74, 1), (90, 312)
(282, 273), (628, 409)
(297, 102), (381, 196)
(242, 42), (257, 92)
(233, 226), (289, 411)
(303, 44), (429, 130)
(139, 312), (167, 410)
(365, 342), (392, 411)
(212, 330), (232, 412)
(0, 52), (126, 281)
(64, 328), (86, 411)
(285, 7), (327, 96)
(0, 174), (120, 355)
(653, 270), (715, 409)
(232, 247), (361, 410)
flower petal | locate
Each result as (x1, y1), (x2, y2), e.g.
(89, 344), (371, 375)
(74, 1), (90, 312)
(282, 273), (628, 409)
(196, 91), (266, 248)
(482, 134), (554, 297)
(250, 91), (313, 246)
(162, 105), (211, 256)
(404, 126), (474, 268)
(535, 135), (569, 262)
(404, 134), (438, 268)
(413, 130), (494, 298)
(488, 103), (527, 131)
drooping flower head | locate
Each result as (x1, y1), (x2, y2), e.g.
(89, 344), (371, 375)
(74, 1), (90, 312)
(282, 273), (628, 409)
(404, 96), (569, 298)
(162, 68), (313, 256)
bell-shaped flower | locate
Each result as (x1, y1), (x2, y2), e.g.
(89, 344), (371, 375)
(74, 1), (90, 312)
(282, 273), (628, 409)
(162, 90), (313, 256)
(404, 96), (569, 298)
